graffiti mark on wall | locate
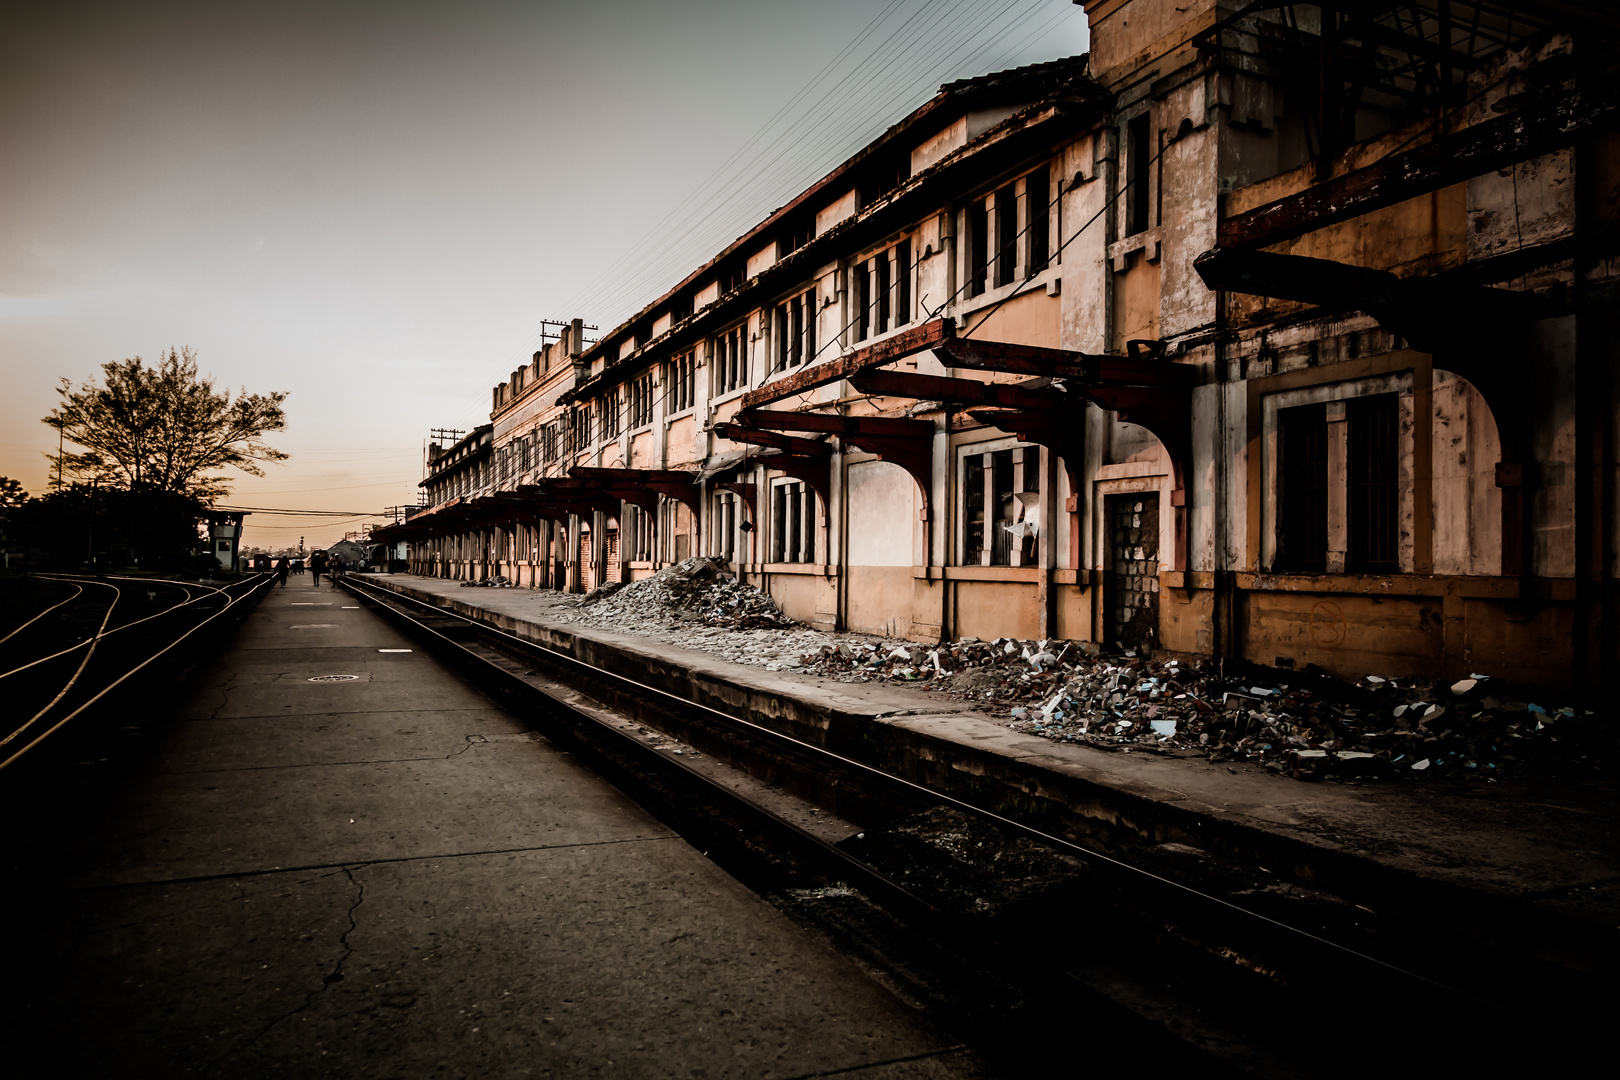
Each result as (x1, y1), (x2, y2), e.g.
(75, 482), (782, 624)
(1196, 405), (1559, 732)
(1309, 599), (1346, 648)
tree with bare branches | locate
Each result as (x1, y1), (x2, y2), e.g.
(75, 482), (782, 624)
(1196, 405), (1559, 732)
(44, 348), (288, 500)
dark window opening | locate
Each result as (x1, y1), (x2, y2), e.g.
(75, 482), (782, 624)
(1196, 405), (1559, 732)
(876, 252), (891, 334)
(994, 184), (1017, 288)
(990, 448), (1015, 566)
(895, 242), (911, 327)
(1348, 394), (1399, 571)
(714, 326), (747, 395)
(1027, 165), (1050, 273)
(1126, 113), (1151, 236)
(967, 203), (989, 297)
(855, 261), (871, 341)
(1279, 403), (1328, 572)
(771, 482), (815, 564)
(964, 456), (986, 564)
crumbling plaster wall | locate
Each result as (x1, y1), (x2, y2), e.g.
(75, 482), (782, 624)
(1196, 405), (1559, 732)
(1430, 372), (1503, 577)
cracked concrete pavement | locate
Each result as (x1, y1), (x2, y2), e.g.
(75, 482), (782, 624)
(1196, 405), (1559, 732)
(7, 576), (990, 1079)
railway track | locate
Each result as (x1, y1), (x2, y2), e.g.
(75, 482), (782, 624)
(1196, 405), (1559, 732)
(340, 575), (1592, 1075)
(0, 573), (274, 777)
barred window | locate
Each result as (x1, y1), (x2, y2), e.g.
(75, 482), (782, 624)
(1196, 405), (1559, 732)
(667, 351), (697, 412)
(771, 481), (816, 564)
(572, 407), (590, 452)
(597, 392), (621, 440)
(773, 289), (816, 372)
(628, 371), (654, 429)
(713, 324), (747, 395)
(852, 240), (912, 344)
(960, 444), (1040, 567)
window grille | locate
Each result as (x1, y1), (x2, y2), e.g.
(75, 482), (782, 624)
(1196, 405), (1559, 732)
(774, 290), (815, 371)
(771, 481), (815, 563)
(895, 242), (911, 328)
(628, 372), (653, 429)
(1279, 403), (1328, 572)
(967, 202), (989, 297)
(667, 351), (696, 412)
(1348, 394), (1399, 571)
(713, 491), (737, 562)
(964, 456), (986, 564)
(876, 252), (892, 334)
(1027, 164), (1050, 273)
(713, 325), (747, 395)
(597, 392), (621, 440)
(961, 446), (1040, 566)
(994, 183), (1017, 289)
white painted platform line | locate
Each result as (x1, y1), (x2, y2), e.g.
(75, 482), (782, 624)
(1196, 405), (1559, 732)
(378, 649), (413, 653)
(291, 624), (340, 629)
(341, 606), (360, 609)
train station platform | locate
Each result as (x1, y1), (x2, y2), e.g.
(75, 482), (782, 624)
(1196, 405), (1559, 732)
(358, 573), (1620, 983)
(8, 573), (986, 1078)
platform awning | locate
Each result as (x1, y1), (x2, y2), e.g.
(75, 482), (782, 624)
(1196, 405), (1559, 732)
(841, 339), (1197, 570)
(710, 423), (833, 507)
(736, 408), (936, 518)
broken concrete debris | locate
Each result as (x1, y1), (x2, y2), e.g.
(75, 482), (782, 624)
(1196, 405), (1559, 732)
(798, 638), (1609, 782)
(561, 557), (796, 631)
(460, 574), (516, 588)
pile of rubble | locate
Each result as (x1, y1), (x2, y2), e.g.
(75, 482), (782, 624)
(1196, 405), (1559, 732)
(799, 637), (1610, 782)
(459, 575), (515, 588)
(562, 557), (796, 631)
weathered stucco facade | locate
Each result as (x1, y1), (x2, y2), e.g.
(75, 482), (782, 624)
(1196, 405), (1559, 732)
(381, 1), (1619, 694)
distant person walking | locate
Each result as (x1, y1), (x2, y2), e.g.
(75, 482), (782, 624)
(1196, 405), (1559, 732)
(274, 555), (291, 588)
(328, 557), (344, 586)
(309, 550), (327, 586)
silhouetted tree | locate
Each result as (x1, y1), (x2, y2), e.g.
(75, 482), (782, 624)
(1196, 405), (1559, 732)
(44, 348), (288, 500)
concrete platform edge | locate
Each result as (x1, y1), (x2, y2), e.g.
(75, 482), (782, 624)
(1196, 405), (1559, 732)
(357, 575), (1612, 974)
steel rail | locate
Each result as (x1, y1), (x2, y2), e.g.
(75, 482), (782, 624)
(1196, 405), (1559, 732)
(0, 576), (229, 681)
(0, 581), (86, 646)
(0, 575), (273, 770)
(340, 574), (1508, 1016)
(3, 580), (123, 747)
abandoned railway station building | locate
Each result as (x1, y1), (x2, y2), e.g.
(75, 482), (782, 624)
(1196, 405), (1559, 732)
(380, 0), (1619, 695)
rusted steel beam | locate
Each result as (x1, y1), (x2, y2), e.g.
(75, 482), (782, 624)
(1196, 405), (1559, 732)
(737, 319), (955, 409)
(1217, 85), (1620, 250)
(850, 367), (1072, 410)
(712, 422), (834, 457)
(738, 409), (934, 440)
(569, 466), (698, 484)
(936, 339), (1195, 388)
(966, 408), (1067, 432)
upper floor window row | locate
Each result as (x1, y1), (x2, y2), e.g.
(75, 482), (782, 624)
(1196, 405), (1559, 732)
(628, 371), (654, 430)
(965, 163), (1052, 299)
(773, 288), (818, 373)
(667, 351), (697, 414)
(713, 324), (748, 396)
(853, 242), (912, 343)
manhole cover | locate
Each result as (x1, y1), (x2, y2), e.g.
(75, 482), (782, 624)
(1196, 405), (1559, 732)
(307, 674), (360, 683)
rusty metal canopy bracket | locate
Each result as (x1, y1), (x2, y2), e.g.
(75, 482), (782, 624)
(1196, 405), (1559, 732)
(711, 423), (833, 507)
(739, 408), (934, 518)
(850, 367), (1071, 410)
